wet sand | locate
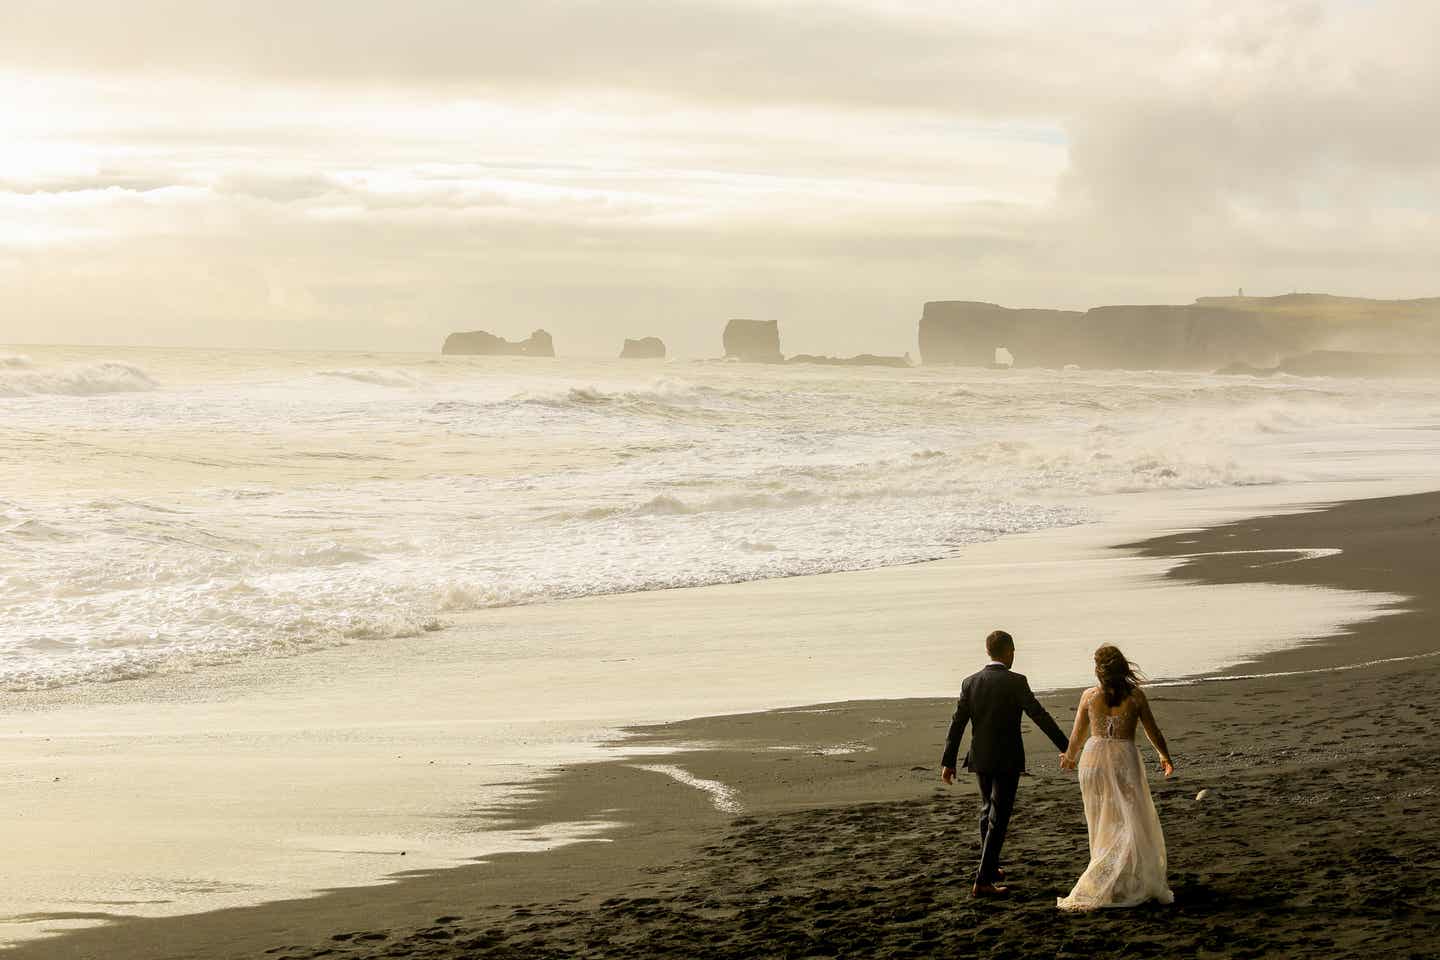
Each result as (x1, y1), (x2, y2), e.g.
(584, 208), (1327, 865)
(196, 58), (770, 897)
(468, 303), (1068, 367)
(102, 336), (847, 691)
(16, 491), (1440, 959)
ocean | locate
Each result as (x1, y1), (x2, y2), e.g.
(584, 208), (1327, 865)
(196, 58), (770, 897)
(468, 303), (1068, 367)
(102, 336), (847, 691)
(4, 344), (1439, 691)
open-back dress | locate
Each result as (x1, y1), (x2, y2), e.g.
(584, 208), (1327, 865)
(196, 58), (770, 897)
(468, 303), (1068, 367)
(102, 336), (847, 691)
(1056, 686), (1174, 911)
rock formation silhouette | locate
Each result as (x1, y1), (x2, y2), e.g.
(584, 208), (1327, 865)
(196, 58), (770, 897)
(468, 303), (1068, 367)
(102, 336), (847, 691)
(722, 319), (783, 363)
(620, 337), (666, 359)
(920, 295), (1440, 371)
(441, 329), (555, 357)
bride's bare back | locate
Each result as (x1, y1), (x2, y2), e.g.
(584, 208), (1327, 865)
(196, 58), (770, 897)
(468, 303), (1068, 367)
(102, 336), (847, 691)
(1067, 687), (1172, 765)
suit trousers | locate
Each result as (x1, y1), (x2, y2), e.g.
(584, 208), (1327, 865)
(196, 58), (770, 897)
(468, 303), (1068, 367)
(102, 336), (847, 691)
(975, 770), (1020, 884)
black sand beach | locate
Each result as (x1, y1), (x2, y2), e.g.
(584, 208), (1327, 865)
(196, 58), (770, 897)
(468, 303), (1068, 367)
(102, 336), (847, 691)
(18, 492), (1440, 960)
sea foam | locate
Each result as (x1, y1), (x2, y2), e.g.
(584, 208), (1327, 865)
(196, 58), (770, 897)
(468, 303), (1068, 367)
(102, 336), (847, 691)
(316, 368), (423, 388)
(2, 350), (1436, 690)
(0, 360), (158, 397)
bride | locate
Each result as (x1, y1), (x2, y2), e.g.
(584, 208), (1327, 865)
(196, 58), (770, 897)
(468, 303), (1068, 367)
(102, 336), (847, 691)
(1057, 644), (1176, 910)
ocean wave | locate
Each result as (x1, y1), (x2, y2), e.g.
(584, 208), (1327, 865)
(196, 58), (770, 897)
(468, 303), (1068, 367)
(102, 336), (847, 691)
(316, 368), (423, 388)
(627, 494), (693, 516)
(567, 488), (825, 521)
(0, 609), (447, 691)
(0, 361), (159, 397)
(420, 498), (1093, 618)
(278, 543), (377, 568)
(2, 518), (72, 541)
(219, 488), (280, 500)
(520, 379), (712, 410)
(0, 353), (34, 368)
(560, 435), (1282, 526)
(421, 380), (750, 435)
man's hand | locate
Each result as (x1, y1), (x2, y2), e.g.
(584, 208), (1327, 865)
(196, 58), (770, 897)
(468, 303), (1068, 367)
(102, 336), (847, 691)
(941, 766), (956, 785)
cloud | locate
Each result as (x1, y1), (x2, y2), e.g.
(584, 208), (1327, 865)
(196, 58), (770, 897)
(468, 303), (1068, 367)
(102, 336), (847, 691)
(2, 1), (1090, 113)
(2, 0), (1439, 353)
(1046, 0), (1440, 278)
(0, 172), (179, 195)
(214, 172), (340, 202)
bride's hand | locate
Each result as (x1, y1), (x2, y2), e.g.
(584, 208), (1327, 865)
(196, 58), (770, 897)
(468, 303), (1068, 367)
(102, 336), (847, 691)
(1058, 753), (1074, 771)
(1160, 758), (1175, 778)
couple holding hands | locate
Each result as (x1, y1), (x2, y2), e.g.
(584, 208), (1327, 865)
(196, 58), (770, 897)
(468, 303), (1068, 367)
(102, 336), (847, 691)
(941, 630), (1176, 910)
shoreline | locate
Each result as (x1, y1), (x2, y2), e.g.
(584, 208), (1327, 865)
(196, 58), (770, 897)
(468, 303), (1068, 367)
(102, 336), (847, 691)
(1, 479), (1411, 950)
(13, 488), (1440, 959)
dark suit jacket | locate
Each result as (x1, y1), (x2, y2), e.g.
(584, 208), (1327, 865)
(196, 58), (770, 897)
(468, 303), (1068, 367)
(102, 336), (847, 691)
(941, 664), (1069, 774)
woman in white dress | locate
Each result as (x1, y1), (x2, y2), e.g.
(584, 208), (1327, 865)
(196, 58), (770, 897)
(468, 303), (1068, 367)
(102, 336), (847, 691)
(1057, 644), (1176, 910)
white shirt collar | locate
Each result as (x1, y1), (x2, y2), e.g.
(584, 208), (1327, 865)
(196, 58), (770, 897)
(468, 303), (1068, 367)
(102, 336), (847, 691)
(987, 660), (1009, 668)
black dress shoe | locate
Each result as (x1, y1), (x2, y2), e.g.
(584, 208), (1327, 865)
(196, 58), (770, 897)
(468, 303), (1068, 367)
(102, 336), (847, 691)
(971, 883), (1010, 898)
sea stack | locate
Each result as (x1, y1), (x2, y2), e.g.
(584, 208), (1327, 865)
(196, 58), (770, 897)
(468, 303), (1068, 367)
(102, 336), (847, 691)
(620, 337), (667, 360)
(721, 319), (783, 363)
(441, 329), (555, 357)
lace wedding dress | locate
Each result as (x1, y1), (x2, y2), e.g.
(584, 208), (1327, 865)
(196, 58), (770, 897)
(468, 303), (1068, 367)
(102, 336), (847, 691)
(1057, 687), (1174, 910)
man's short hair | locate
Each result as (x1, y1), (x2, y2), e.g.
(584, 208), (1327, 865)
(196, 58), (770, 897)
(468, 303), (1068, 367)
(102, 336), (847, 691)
(986, 630), (1014, 659)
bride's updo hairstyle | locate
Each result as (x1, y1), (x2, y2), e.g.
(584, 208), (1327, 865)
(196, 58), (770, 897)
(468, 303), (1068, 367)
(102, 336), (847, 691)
(1094, 644), (1146, 707)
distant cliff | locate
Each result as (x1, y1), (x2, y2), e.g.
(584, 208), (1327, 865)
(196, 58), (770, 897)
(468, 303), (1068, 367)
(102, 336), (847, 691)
(919, 302), (1083, 367)
(620, 337), (666, 359)
(1282, 350), (1440, 377)
(442, 329), (555, 357)
(920, 295), (1440, 371)
(722, 319), (783, 363)
(1221, 350), (1440, 379)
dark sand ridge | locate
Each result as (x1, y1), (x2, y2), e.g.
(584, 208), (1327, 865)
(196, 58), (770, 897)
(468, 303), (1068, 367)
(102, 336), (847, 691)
(16, 493), (1440, 960)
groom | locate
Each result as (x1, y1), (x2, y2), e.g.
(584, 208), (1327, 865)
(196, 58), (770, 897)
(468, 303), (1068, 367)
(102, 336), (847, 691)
(941, 629), (1069, 898)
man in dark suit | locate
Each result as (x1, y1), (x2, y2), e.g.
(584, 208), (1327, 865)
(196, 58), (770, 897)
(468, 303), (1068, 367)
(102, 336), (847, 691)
(941, 629), (1069, 897)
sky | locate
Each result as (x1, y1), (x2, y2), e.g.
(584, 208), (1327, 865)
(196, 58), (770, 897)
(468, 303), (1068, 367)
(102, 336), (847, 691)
(2, 0), (1438, 357)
